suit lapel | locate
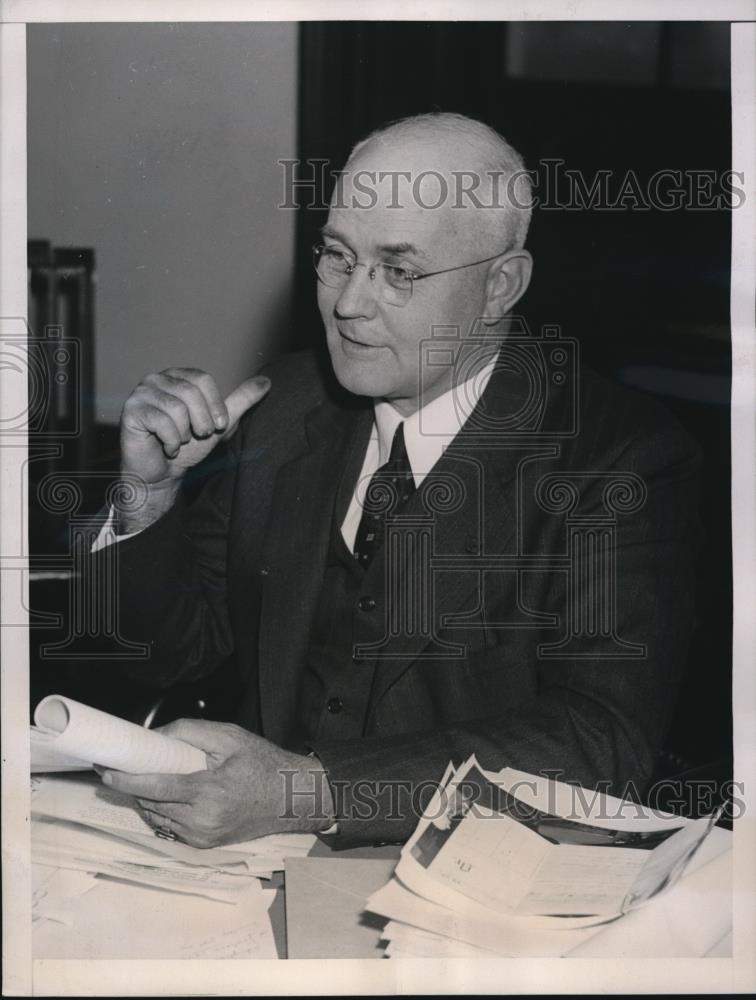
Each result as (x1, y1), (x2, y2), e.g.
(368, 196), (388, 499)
(360, 441), (520, 708)
(257, 397), (372, 745)
(361, 361), (541, 710)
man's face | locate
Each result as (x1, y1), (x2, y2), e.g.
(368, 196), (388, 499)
(317, 142), (494, 416)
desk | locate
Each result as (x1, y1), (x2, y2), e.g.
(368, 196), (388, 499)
(31, 839), (400, 961)
(32, 828), (731, 960)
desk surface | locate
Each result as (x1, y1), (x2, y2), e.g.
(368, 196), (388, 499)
(32, 829), (731, 960)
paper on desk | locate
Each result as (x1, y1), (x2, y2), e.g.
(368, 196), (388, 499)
(32, 774), (308, 876)
(225, 832), (317, 857)
(395, 763), (610, 924)
(382, 920), (499, 958)
(31, 813), (250, 877)
(34, 848), (256, 904)
(395, 756), (714, 921)
(33, 814), (170, 867)
(32, 775), (240, 863)
(569, 836), (732, 957)
(179, 895), (278, 959)
(32, 694), (207, 774)
(32, 863), (98, 926)
(32, 817), (261, 903)
(32, 872), (278, 960)
(367, 876), (605, 956)
(370, 756), (727, 958)
(371, 839), (732, 960)
(493, 764), (688, 829)
(492, 762), (721, 912)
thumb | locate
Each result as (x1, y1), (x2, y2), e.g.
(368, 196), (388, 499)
(222, 375), (271, 439)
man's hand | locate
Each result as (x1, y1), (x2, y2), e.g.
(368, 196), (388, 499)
(96, 719), (336, 848)
(118, 368), (270, 532)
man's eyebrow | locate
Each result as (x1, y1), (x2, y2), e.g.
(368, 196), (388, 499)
(319, 224), (346, 241)
(376, 241), (429, 261)
(318, 226), (429, 262)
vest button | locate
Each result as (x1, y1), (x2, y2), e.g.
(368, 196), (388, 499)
(327, 696), (343, 714)
(358, 595), (376, 612)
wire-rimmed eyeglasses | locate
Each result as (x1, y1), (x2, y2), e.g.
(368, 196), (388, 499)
(312, 243), (510, 307)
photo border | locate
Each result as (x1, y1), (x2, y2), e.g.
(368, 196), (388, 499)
(2, 2), (754, 995)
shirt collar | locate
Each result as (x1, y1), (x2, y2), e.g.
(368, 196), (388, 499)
(373, 352), (498, 484)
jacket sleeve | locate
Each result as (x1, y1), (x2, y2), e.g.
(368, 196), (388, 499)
(308, 414), (703, 848)
(88, 434), (242, 689)
(86, 351), (324, 691)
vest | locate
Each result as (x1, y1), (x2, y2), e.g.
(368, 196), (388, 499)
(295, 501), (378, 743)
(293, 421), (421, 748)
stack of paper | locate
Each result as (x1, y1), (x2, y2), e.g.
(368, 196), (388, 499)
(29, 696), (315, 957)
(32, 863), (281, 960)
(365, 756), (720, 957)
(31, 773), (316, 899)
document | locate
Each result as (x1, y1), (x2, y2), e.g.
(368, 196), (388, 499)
(31, 694), (207, 774)
(395, 755), (717, 920)
(32, 817), (258, 903)
(368, 755), (723, 957)
(379, 836), (731, 962)
(32, 871), (278, 960)
(366, 874), (604, 957)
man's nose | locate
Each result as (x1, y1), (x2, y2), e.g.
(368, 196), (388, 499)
(334, 264), (379, 319)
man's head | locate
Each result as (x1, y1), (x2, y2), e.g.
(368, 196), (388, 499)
(316, 112), (533, 415)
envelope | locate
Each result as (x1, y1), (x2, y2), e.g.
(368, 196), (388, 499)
(284, 857), (398, 958)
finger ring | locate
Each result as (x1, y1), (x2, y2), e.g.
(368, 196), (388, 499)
(155, 825), (177, 841)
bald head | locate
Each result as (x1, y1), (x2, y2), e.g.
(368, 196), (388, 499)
(342, 112), (532, 253)
(318, 112), (534, 414)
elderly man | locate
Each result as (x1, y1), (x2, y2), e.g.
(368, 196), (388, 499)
(93, 113), (701, 848)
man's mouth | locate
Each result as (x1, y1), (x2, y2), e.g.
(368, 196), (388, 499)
(338, 330), (383, 350)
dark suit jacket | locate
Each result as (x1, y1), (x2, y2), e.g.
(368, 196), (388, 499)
(107, 348), (702, 846)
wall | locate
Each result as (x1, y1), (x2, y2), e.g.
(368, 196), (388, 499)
(27, 22), (298, 424)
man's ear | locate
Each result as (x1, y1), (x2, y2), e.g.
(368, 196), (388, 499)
(480, 250), (533, 326)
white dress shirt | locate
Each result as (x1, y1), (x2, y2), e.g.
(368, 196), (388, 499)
(340, 353), (498, 550)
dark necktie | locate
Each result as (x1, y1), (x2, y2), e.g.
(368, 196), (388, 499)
(353, 422), (416, 568)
